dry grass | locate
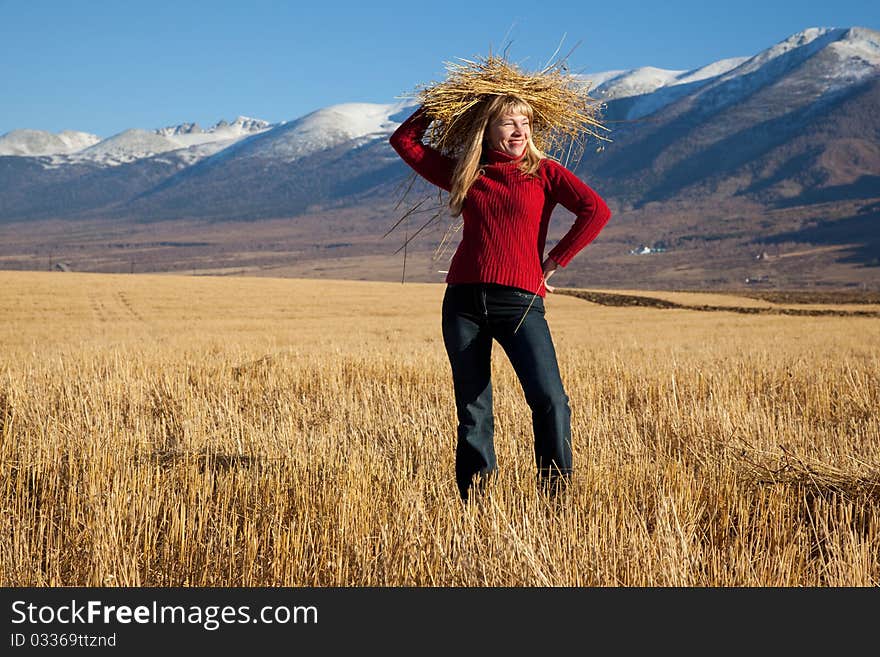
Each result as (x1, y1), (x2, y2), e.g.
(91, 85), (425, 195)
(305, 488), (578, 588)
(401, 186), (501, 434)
(1, 270), (878, 586)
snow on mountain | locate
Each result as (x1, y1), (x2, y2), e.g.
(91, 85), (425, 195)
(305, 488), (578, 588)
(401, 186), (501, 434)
(71, 129), (186, 165)
(675, 58), (751, 85)
(823, 27), (880, 82)
(155, 115), (272, 148)
(577, 57), (749, 120)
(0, 129), (101, 156)
(586, 67), (687, 100)
(213, 116), (272, 134)
(155, 122), (203, 137)
(217, 101), (415, 163)
(577, 69), (625, 91)
(579, 26), (879, 122)
(580, 58), (747, 101)
(720, 27), (845, 81)
(151, 137), (248, 167)
(32, 116), (273, 169)
(688, 26), (880, 120)
(17, 101), (403, 170)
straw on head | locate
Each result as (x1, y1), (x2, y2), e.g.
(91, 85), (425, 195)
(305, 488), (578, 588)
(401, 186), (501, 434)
(412, 54), (611, 162)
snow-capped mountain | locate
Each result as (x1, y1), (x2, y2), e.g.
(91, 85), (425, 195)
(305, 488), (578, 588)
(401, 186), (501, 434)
(0, 129), (102, 156)
(579, 58), (750, 120)
(75, 129), (186, 165)
(155, 115), (272, 146)
(718, 26), (879, 82)
(67, 116), (275, 168)
(203, 101), (415, 164)
(578, 26), (879, 122)
(113, 100), (421, 221)
(1, 101), (412, 172)
(0, 26), (877, 231)
(582, 58), (748, 101)
(0, 115), (274, 169)
(581, 25), (880, 209)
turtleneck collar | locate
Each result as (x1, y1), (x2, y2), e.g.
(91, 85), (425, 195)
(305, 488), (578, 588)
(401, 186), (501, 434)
(484, 148), (527, 165)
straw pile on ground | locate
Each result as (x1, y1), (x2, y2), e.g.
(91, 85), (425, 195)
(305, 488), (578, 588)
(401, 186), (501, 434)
(413, 54), (610, 163)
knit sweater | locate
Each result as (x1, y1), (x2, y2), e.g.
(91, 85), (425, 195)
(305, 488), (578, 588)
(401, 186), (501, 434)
(389, 107), (612, 297)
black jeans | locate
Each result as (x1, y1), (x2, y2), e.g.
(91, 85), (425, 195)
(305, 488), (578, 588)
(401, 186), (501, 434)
(441, 283), (572, 499)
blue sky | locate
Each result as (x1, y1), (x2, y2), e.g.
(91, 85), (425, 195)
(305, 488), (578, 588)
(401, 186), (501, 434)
(2, 0), (878, 137)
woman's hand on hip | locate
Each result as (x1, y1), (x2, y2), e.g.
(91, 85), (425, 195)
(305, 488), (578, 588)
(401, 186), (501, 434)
(542, 257), (559, 293)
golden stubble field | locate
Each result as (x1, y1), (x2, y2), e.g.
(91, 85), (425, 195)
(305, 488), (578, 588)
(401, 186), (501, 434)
(1, 270), (878, 586)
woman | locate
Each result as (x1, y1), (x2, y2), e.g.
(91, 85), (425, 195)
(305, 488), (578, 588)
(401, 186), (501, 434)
(389, 94), (612, 500)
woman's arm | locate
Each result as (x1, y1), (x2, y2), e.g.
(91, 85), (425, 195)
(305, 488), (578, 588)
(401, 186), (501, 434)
(389, 107), (455, 192)
(543, 161), (612, 268)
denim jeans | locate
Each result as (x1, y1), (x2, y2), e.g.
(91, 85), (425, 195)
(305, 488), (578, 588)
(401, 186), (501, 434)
(441, 283), (572, 499)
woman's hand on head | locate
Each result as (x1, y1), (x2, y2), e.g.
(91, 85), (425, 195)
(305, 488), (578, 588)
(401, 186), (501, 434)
(542, 257), (559, 293)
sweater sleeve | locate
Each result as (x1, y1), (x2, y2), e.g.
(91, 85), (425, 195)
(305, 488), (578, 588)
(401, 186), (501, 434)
(544, 160), (612, 268)
(388, 107), (455, 192)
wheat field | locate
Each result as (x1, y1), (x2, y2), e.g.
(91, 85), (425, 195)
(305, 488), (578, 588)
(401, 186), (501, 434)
(1, 270), (878, 586)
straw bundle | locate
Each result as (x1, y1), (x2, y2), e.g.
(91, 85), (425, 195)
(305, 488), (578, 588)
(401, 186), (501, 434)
(738, 445), (880, 504)
(413, 53), (611, 163)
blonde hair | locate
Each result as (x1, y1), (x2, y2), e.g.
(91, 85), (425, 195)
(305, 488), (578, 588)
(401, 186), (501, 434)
(448, 95), (545, 217)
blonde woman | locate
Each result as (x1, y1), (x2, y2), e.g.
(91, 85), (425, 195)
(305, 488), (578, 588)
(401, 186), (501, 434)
(390, 94), (611, 501)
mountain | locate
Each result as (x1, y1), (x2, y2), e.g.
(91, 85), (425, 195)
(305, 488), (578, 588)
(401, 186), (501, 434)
(0, 26), (877, 290)
(580, 26), (880, 206)
(0, 101), (417, 222)
(156, 116), (271, 141)
(214, 102), (412, 163)
(578, 57), (750, 120)
(1, 115), (274, 171)
(150, 116), (274, 159)
(0, 129), (102, 156)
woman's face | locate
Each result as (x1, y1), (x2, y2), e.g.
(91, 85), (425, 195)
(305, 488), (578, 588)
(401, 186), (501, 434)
(485, 112), (531, 157)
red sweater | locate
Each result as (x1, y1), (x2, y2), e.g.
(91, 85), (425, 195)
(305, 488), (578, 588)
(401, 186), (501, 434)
(389, 108), (612, 297)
